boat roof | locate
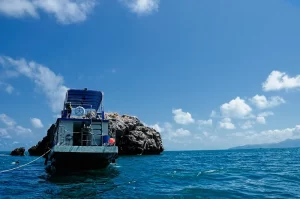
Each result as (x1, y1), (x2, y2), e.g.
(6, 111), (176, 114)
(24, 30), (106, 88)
(64, 89), (103, 110)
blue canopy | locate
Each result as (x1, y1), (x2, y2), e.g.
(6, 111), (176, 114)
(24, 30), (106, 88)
(64, 89), (103, 110)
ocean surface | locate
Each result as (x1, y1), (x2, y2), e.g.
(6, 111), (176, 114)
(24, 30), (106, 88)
(0, 148), (300, 199)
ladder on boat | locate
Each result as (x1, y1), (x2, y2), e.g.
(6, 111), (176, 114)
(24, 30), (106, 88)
(80, 112), (103, 146)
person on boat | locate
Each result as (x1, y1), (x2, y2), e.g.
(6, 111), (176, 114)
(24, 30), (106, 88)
(66, 102), (72, 118)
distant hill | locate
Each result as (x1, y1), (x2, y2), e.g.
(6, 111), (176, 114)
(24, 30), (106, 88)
(228, 139), (300, 150)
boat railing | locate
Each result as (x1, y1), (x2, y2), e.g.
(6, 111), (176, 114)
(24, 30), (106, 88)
(61, 104), (104, 120)
(56, 127), (115, 147)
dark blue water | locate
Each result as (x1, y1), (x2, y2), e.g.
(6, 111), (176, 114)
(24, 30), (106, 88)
(0, 148), (300, 199)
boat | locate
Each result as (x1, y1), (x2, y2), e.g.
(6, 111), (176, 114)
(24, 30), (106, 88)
(45, 88), (118, 174)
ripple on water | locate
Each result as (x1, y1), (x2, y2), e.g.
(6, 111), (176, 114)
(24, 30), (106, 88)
(1, 148), (300, 198)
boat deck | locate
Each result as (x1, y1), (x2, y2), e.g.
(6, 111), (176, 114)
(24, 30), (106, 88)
(52, 145), (118, 153)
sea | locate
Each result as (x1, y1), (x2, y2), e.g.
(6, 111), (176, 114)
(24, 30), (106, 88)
(0, 148), (300, 199)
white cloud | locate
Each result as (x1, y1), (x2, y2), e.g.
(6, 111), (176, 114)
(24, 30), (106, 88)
(172, 109), (195, 125)
(240, 120), (254, 129)
(256, 116), (266, 124)
(220, 97), (252, 119)
(172, 128), (191, 137)
(12, 141), (19, 144)
(233, 125), (300, 145)
(0, 81), (14, 94)
(201, 131), (218, 141)
(159, 123), (191, 141)
(198, 119), (212, 128)
(0, 128), (11, 139)
(0, 113), (33, 138)
(0, 0), (97, 24)
(193, 135), (202, 140)
(250, 95), (285, 109)
(0, 114), (16, 126)
(219, 118), (235, 129)
(120, 0), (159, 15)
(15, 125), (32, 136)
(30, 117), (44, 128)
(262, 70), (300, 91)
(0, 56), (68, 113)
(0, 0), (38, 18)
(240, 112), (273, 129)
(258, 111), (274, 117)
(149, 123), (164, 132)
(256, 112), (274, 125)
(34, 0), (96, 24)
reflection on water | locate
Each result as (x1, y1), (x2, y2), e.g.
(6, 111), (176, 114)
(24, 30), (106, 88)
(42, 164), (120, 198)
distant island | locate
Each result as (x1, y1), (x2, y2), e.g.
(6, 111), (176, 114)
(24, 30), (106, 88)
(228, 139), (300, 150)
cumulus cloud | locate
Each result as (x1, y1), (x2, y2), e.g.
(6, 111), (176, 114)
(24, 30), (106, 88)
(149, 123), (164, 132)
(0, 0), (97, 24)
(0, 56), (68, 113)
(258, 111), (274, 117)
(0, 0), (38, 18)
(0, 0), (160, 24)
(157, 122), (191, 143)
(240, 112), (273, 129)
(120, 0), (159, 15)
(219, 118), (235, 130)
(0, 113), (32, 137)
(256, 116), (266, 124)
(220, 97), (252, 119)
(255, 111), (274, 125)
(198, 119), (212, 126)
(197, 119), (212, 129)
(172, 128), (191, 137)
(0, 128), (11, 139)
(172, 109), (195, 125)
(250, 95), (285, 109)
(232, 125), (300, 145)
(30, 117), (44, 128)
(0, 114), (16, 126)
(262, 70), (300, 91)
(240, 120), (254, 129)
(201, 131), (218, 141)
(14, 125), (32, 135)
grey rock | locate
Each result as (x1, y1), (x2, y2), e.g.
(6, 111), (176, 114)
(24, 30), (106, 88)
(106, 112), (164, 155)
(10, 147), (25, 156)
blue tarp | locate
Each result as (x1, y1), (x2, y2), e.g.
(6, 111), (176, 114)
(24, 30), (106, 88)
(65, 89), (103, 110)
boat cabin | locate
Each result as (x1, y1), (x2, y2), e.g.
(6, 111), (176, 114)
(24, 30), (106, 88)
(52, 89), (113, 147)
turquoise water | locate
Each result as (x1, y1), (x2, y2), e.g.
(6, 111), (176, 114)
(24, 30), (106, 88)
(0, 148), (300, 198)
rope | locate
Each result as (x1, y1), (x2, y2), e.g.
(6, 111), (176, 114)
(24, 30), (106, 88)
(0, 149), (51, 173)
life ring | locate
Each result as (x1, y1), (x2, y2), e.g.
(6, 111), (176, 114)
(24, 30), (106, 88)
(74, 106), (85, 116)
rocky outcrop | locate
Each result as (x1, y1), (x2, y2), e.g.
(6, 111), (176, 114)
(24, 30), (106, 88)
(10, 147), (25, 156)
(28, 113), (164, 156)
(106, 113), (164, 155)
(28, 124), (56, 156)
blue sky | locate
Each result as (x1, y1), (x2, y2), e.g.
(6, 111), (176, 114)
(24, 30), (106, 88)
(1, 0), (300, 151)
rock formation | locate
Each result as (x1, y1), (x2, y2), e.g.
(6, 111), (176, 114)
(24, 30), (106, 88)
(10, 147), (25, 156)
(106, 113), (164, 155)
(28, 124), (56, 156)
(27, 112), (164, 156)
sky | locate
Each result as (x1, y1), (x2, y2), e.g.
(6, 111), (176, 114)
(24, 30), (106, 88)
(1, 0), (300, 151)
